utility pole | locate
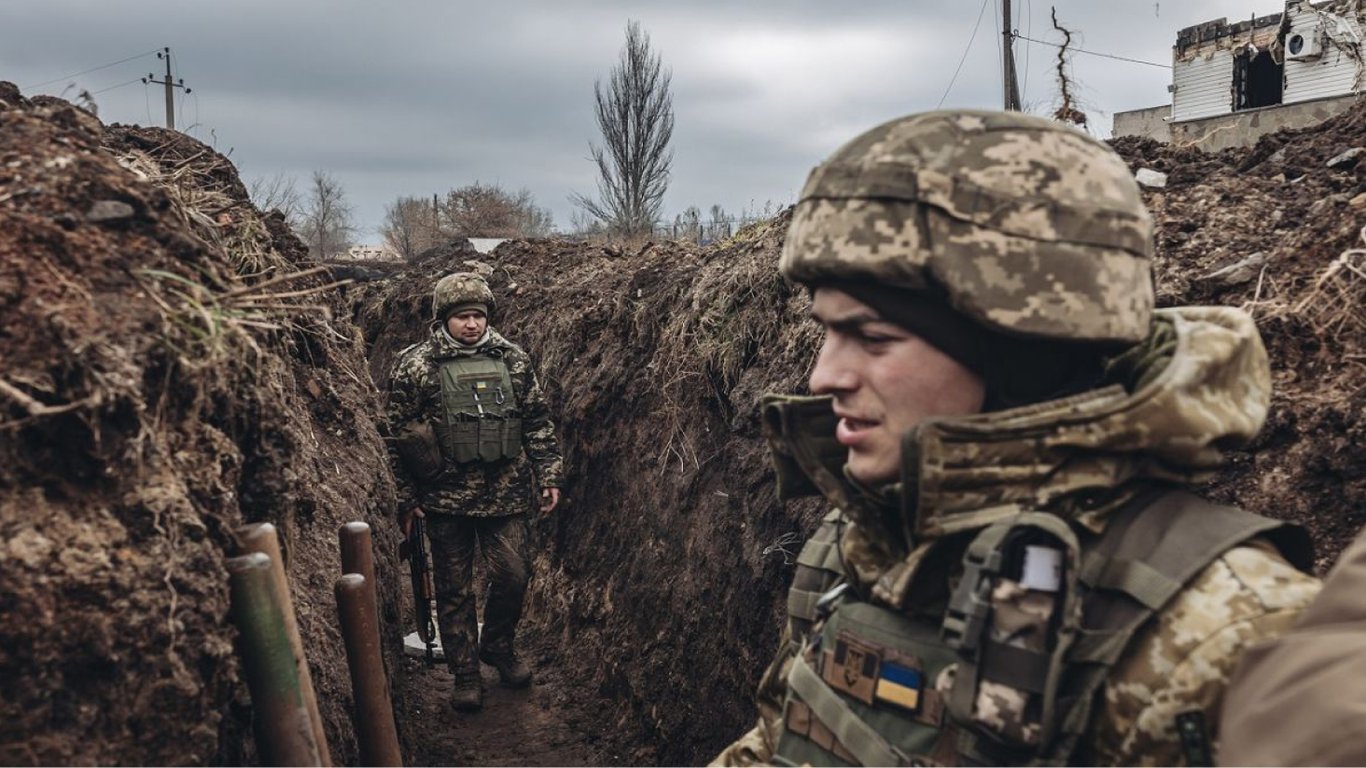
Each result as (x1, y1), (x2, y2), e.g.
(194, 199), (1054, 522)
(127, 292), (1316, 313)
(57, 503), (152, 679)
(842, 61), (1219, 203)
(141, 47), (191, 130)
(1002, 0), (1022, 111)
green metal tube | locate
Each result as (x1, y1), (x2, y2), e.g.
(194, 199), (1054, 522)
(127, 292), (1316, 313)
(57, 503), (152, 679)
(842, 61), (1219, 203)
(228, 552), (323, 767)
(336, 574), (403, 767)
(238, 522), (332, 766)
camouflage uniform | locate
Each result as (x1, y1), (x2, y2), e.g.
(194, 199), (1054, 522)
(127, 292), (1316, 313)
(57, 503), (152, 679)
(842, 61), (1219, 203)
(386, 273), (563, 691)
(713, 111), (1320, 766)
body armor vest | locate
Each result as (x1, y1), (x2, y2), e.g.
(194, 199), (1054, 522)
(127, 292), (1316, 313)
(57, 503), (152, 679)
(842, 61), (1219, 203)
(773, 489), (1312, 767)
(434, 354), (522, 463)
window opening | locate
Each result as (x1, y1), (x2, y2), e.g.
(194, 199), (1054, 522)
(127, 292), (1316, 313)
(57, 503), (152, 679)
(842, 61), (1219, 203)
(1233, 46), (1284, 110)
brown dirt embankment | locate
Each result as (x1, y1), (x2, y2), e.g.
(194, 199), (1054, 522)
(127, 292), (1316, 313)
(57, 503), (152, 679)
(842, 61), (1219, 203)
(0, 84), (402, 765)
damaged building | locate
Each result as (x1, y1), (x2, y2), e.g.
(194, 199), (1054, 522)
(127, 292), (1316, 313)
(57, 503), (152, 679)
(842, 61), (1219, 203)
(1114, 0), (1366, 149)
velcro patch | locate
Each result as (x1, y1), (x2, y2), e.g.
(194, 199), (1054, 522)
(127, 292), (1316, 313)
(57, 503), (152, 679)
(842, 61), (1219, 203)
(821, 632), (881, 705)
(875, 657), (923, 712)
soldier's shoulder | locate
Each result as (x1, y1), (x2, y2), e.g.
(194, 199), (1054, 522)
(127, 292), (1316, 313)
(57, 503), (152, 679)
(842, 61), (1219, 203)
(1150, 543), (1319, 656)
(390, 339), (435, 378)
(1088, 544), (1321, 763)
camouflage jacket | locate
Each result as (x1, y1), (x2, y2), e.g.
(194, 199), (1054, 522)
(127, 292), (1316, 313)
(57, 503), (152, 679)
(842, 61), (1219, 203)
(714, 307), (1320, 766)
(386, 324), (564, 517)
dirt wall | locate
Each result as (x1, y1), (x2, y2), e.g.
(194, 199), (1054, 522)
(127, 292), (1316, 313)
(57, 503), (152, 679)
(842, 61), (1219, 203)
(0, 86), (404, 765)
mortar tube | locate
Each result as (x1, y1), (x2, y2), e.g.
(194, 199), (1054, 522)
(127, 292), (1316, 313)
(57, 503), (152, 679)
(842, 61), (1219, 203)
(336, 574), (403, 767)
(229, 553), (324, 767)
(239, 523), (333, 766)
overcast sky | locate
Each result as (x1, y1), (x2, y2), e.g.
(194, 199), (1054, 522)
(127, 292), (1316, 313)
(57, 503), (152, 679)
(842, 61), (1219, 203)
(4, 1), (1280, 240)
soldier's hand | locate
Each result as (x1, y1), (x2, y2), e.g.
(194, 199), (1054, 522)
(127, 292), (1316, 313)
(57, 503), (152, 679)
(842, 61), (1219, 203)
(539, 488), (561, 516)
(400, 506), (425, 537)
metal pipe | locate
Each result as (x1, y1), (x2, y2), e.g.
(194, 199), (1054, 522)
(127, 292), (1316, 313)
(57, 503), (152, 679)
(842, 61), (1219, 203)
(228, 553), (323, 767)
(339, 521), (377, 600)
(239, 523), (332, 766)
(336, 574), (403, 767)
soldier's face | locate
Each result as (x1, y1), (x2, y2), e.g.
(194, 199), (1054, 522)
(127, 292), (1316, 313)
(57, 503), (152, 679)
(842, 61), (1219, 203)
(809, 287), (986, 485)
(446, 310), (488, 344)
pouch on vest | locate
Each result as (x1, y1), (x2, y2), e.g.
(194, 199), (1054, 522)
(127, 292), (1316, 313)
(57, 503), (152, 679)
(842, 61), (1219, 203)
(434, 356), (522, 463)
(393, 421), (444, 482)
(941, 513), (1082, 758)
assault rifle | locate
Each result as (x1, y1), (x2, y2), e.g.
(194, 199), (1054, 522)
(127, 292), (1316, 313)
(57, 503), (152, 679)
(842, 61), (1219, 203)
(398, 515), (437, 664)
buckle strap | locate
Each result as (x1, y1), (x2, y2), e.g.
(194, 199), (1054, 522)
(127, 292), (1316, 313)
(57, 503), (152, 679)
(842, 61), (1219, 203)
(788, 654), (911, 767)
(1080, 554), (1180, 610)
(787, 588), (823, 623)
(979, 640), (1050, 694)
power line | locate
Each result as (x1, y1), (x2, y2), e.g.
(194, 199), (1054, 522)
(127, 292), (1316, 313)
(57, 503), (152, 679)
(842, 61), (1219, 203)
(938, 0), (994, 108)
(1015, 33), (1171, 69)
(22, 49), (161, 91)
(90, 78), (142, 96)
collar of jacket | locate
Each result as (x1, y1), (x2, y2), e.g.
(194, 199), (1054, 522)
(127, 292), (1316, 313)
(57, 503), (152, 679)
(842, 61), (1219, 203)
(763, 306), (1271, 557)
(427, 322), (507, 360)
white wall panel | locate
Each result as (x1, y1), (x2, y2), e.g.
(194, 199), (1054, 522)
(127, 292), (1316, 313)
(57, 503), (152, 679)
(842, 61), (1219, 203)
(1284, 5), (1363, 104)
(1173, 50), (1234, 121)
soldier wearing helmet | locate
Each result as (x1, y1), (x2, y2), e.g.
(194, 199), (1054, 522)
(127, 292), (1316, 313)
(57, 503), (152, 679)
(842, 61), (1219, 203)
(386, 271), (563, 711)
(713, 111), (1320, 766)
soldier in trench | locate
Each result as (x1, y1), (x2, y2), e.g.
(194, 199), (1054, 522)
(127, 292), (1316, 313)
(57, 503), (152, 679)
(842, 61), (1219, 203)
(386, 272), (563, 711)
(713, 110), (1322, 766)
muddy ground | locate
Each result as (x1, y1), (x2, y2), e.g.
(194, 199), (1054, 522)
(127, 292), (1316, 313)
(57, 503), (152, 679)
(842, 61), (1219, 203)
(1, 77), (1364, 767)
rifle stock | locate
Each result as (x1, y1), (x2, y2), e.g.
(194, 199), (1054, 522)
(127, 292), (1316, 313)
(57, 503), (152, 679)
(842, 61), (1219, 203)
(398, 516), (437, 664)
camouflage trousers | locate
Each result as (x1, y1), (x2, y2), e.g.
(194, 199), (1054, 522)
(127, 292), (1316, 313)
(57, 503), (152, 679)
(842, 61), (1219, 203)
(426, 513), (532, 678)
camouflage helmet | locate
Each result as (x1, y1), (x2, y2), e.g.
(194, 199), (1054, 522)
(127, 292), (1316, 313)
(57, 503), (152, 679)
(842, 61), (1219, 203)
(780, 109), (1155, 343)
(432, 272), (495, 322)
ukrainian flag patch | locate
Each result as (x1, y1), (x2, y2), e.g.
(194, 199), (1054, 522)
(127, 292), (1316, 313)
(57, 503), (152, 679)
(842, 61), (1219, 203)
(875, 660), (922, 712)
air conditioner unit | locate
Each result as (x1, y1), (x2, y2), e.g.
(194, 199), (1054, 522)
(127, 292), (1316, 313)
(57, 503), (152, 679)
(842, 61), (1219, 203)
(1286, 30), (1323, 60)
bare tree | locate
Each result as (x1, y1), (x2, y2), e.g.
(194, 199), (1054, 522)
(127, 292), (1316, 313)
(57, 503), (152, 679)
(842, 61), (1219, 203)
(572, 20), (674, 237)
(708, 204), (732, 241)
(382, 196), (439, 261)
(248, 171), (303, 229)
(299, 170), (356, 260)
(443, 182), (554, 238)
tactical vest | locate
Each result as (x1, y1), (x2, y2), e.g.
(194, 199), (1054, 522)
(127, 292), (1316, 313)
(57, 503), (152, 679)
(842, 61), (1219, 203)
(773, 488), (1313, 767)
(434, 354), (522, 463)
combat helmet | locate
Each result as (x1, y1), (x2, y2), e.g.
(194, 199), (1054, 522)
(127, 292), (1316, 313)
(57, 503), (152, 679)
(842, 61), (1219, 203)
(432, 272), (496, 323)
(781, 110), (1155, 344)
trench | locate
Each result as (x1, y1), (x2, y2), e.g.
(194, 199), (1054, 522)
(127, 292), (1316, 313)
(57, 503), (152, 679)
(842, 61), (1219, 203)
(6, 84), (1366, 768)
(347, 231), (826, 766)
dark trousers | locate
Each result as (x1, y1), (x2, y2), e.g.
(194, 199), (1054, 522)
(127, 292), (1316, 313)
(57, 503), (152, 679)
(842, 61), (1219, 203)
(426, 514), (531, 678)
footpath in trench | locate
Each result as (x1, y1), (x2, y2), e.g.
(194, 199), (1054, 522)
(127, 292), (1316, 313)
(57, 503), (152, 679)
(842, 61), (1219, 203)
(395, 631), (626, 765)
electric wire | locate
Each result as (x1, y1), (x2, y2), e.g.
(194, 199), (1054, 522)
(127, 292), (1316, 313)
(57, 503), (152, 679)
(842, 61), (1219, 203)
(90, 78), (142, 96)
(22, 49), (161, 91)
(1015, 33), (1171, 69)
(938, 0), (994, 108)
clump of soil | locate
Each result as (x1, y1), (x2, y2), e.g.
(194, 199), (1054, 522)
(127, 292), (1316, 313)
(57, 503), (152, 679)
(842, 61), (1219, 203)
(1112, 105), (1366, 569)
(0, 84), (401, 765)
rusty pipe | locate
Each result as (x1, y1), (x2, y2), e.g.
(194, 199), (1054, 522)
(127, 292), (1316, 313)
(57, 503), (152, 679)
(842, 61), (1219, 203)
(238, 523), (332, 766)
(228, 552), (323, 767)
(339, 521), (378, 607)
(336, 574), (403, 767)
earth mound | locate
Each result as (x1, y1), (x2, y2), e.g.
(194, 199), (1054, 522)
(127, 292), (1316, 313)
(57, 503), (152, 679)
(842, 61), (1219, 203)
(0, 84), (401, 765)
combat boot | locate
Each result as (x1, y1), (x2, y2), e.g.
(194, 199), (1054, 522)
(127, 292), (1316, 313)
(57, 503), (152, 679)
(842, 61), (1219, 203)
(479, 648), (532, 688)
(450, 673), (483, 711)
